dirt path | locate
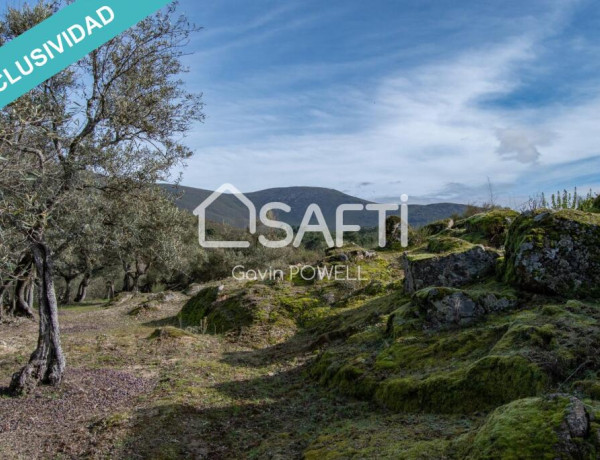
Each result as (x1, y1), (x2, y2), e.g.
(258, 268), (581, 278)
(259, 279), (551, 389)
(0, 293), (473, 459)
(0, 295), (360, 458)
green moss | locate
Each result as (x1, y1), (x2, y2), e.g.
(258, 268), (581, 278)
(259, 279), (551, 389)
(503, 209), (600, 297)
(574, 380), (600, 399)
(542, 305), (564, 316)
(423, 218), (454, 236)
(426, 236), (468, 254)
(376, 325), (507, 373)
(311, 350), (379, 400)
(330, 364), (378, 399)
(177, 284), (301, 343)
(303, 412), (474, 460)
(375, 355), (547, 414)
(178, 286), (220, 327)
(457, 396), (572, 459)
(406, 237), (474, 262)
(461, 209), (519, 247)
(491, 323), (557, 354)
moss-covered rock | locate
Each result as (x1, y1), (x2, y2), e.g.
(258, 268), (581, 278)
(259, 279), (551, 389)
(457, 395), (598, 459)
(313, 352), (378, 400)
(423, 218), (454, 236)
(310, 284), (600, 418)
(179, 286), (221, 327)
(178, 284), (297, 345)
(403, 241), (500, 294)
(425, 236), (469, 254)
(412, 286), (519, 329)
(461, 209), (519, 247)
(375, 355), (547, 414)
(504, 209), (600, 298)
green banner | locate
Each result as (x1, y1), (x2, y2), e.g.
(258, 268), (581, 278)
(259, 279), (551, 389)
(0, 0), (171, 108)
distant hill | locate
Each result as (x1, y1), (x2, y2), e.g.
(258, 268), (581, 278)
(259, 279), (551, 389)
(160, 184), (469, 229)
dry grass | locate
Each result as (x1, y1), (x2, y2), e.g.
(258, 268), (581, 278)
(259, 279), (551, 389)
(0, 283), (472, 459)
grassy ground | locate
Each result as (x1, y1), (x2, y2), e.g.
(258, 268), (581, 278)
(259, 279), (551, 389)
(0, 286), (476, 459)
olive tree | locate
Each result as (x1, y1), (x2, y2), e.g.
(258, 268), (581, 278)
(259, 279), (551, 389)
(50, 188), (112, 305)
(0, 225), (34, 319)
(0, 1), (203, 394)
(104, 185), (198, 293)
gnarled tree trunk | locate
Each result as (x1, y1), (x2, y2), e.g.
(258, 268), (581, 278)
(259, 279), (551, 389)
(10, 242), (66, 395)
(15, 274), (35, 318)
(2, 253), (35, 318)
(61, 275), (76, 306)
(123, 261), (135, 292)
(26, 278), (35, 310)
(74, 272), (90, 303)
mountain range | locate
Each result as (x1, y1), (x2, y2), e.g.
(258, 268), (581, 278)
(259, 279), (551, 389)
(161, 184), (469, 229)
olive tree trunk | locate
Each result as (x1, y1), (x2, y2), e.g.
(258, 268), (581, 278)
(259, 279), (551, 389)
(105, 281), (115, 300)
(26, 278), (35, 310)
(61, 276), (75, 306)
(14, 275), (35, 318)
(10, 242), (66, 395)
(74, 272), (90, 303)
(123, 262), (135, 292)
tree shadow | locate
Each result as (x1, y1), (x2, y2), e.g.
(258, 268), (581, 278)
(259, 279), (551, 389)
(219, 292), (401, 369)
(142, 315), (180, 328)
(219, 331), (316, 369)
(113, 363), (371, 459)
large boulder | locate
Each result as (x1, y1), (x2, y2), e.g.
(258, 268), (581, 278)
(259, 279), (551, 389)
(178, 284), (297, 346)
(460, 395), (598, 459)
(402, 239), (500, 294)
(504, 209), (600, 298)
(413, 286), (518, 329)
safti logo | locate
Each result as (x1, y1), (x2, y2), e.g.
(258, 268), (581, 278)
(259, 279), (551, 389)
(193, 183), (408, 249)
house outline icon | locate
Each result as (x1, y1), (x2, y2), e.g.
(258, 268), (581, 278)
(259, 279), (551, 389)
(193, 183), (257, 248)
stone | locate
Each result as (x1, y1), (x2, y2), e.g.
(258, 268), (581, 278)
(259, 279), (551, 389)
(413, 287), (518, 329)
(403, 244), (499, 294)
(565, 396), (589, 438)
(423, 218), (454, 236)
(504, 209), (600, 298)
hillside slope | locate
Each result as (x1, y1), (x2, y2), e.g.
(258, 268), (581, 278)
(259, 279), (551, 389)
(161, 184), (469, 228)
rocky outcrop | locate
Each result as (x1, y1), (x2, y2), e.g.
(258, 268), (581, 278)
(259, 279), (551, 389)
(422, 218), (454, 236)
(403, 242), (499, 294)
(504, 209), (600, 298)
(323, 245), (377, 264)
(461, 395), (598, 459)
(413, 286), (518, 329)
(178, 285), (297, 346)
(461, 209), (519, 247)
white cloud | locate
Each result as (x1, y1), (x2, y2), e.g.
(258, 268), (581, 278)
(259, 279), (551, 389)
(495, 127), (554, 163)
(180, 1), (600, 204)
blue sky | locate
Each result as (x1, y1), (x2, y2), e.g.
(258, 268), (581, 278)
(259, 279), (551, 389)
(173, 1), (598, 204)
